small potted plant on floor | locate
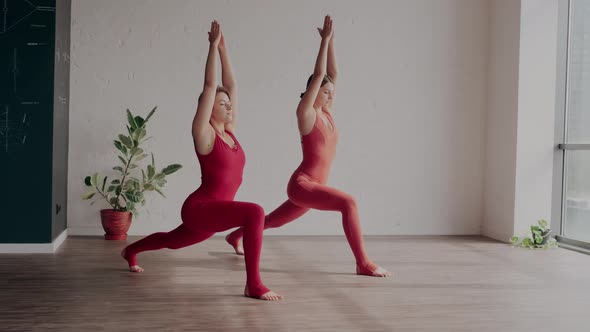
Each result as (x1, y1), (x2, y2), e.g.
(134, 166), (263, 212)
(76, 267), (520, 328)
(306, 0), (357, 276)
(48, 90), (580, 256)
(510, 219), (558, 249)
(82, 107), (182, 240)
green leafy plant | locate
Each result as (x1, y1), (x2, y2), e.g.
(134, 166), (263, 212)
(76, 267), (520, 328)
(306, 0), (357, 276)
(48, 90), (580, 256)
(510, 219), (558, 249)
(82, 107), (182, 215)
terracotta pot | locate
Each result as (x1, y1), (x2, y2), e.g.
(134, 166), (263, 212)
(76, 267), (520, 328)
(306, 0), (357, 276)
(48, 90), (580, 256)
(100, 209), (133, 240)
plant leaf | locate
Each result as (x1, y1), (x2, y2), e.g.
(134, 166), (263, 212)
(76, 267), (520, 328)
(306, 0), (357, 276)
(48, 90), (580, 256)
(126, 202), (135, 213)
(538, 219), (548, 229)
(148, 165), (155, 179)
(127, 109), (138, 129)
(91, 173), (98, 187)
(118, 156), (127, 166)
(124, 191), (142, 203)
(82, 190), (96, 200)
(119, 134), (133, 148)
(145, 106), (157, 122)
(101, 176), (108, 192)
(134, 116), (145, 128)
(135, 154), (147, 162)
(130, 147), (143, 156)
(154, 187), (166, 198)
(115, 140), (128, 156)
(84, 176), (91, 186)
(162, 164), (182, 175)
(113, 166), (124, 174)
(123, 178), (140, 191)
(138, 128), (147, 142)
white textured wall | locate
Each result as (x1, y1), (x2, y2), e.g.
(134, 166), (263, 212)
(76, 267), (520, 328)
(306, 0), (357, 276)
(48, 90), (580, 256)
(513, 0), (559, 236)
(483, 0), (521, 242)
(67, 0), (489, 236)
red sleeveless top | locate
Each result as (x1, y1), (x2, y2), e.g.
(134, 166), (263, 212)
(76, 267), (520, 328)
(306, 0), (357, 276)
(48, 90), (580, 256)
(194, 130), (245, 201)
(298, 110), (338, 183)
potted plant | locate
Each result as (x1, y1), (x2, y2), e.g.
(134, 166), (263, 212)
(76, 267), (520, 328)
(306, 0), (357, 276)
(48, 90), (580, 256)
(82, 107), (182, 240)
(510, 219), (558, 249)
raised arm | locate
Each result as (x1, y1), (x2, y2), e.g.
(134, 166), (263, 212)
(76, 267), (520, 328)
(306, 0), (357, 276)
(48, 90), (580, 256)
(297, 15), (333, 136)
(218, 32), (238, 133)
(326, 26), (338, 83)
(192, 20), (220, 154)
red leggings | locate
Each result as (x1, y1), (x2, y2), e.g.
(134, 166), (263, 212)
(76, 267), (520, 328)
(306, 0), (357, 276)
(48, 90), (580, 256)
(229, 172), (371, 267)
(123, 199), (269, 297)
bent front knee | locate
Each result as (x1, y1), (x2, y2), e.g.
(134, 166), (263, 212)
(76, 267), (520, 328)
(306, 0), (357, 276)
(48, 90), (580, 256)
(244, 203), (265, 224)
(345, 195), (357, 207)
(340, 195), (357, 213)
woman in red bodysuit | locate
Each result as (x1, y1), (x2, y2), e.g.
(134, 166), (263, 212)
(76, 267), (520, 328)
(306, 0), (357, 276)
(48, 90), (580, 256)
(121, 21), (282, 301)
(226, 16), (391, 278)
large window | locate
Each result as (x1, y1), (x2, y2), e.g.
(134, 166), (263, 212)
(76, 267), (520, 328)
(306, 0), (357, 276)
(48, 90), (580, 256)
(560, 0), (590, 243)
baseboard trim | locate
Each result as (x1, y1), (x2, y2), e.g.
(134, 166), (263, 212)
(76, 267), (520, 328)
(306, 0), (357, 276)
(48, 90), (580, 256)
(0, 229), (68, 254)
(52, 229), (68, 252)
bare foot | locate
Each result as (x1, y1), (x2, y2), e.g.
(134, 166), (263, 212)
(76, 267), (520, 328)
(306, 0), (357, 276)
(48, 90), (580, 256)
(244, 286), (283, 301)
(356, 262), (392, 278)
(121, 248), (144, 273)
(225, 233), (244, 256)
(129, 265), (144, 273)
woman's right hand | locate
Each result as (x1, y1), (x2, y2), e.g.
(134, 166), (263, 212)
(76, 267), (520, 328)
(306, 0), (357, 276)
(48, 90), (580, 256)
(317, 15), (333, 41)
(208, 20), (221, 47)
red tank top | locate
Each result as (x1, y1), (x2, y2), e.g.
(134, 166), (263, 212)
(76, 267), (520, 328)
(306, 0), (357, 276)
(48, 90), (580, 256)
(194, 130), (245, 201)
(298, 110), (338, 182)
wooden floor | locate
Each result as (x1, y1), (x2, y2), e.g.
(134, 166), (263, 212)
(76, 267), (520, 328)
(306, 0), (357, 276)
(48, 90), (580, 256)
(1, 235), (589, 331)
